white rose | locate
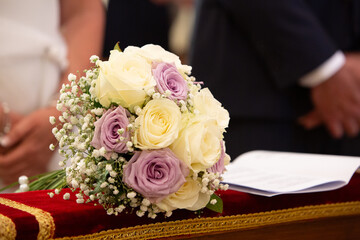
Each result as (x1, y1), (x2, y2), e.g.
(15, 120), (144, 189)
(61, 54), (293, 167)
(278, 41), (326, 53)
(156, 178), (210, 212)
(124, 44), (192, 74)
(170, 115), (223, 172)
(134, 98), (181, 149)
(95, 50), (155, 110)
(193, 88), (230, 130)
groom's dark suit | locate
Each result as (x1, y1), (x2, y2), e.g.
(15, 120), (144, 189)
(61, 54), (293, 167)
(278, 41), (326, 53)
(190, 0), (360, 158)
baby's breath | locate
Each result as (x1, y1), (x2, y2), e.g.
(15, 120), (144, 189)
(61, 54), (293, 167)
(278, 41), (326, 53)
(47, 53), (228, 219)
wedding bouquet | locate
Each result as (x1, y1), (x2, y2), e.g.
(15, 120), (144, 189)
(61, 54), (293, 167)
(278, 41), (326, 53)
(47, 44), (230, 218)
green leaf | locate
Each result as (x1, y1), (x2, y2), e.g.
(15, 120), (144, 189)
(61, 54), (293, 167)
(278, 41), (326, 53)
(89, 184), (102, 196)
(89, 171), (108, 195)
(113, 42), (122, 52)
(206, 194), (223, 213)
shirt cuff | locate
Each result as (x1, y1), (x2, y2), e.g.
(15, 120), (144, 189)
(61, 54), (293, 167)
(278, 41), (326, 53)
(299, 51), (345, 87)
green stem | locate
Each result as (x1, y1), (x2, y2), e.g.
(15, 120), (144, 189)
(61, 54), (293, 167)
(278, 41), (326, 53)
(28, 169), (67, 191)
(0, 169), (67, 193)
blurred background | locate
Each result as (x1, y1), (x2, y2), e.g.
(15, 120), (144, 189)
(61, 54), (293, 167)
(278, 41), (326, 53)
(102, 0), (195, 63)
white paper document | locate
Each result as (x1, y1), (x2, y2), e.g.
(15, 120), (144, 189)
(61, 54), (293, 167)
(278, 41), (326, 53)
(222, 151), (360, 197)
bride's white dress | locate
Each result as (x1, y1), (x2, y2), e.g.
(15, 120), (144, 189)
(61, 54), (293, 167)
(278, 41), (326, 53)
(0, 0), (67, 190)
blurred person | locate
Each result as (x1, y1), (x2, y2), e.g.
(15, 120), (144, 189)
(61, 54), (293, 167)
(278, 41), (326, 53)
(102, 0), (171, 59)
(151, 0), (195, 62)
(168, 0), (195, 62)
(0, 0), (104, 186)
(190, 0), (360, 159)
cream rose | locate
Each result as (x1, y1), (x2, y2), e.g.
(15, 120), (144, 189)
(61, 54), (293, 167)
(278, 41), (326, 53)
(156, 178), (210, 212)
(193, 88), (230, 130)
(134, 98), (181, 149)
(95, 50), (155, 110)
(124, 44), (192, 74)
(170, 115), (223, 172)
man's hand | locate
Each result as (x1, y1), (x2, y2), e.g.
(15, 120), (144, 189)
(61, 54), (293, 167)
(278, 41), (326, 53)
(299, 53), (360, 138)
(0, 107), (59, 184)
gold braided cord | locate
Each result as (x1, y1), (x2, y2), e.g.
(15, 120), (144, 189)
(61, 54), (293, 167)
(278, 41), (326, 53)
(55, 201), (360, 240)
(0, 197), (55, 240)
(0, 213), (16, 240)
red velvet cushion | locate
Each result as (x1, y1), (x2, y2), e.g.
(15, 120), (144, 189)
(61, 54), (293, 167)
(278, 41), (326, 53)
(0, 173), (359, 239)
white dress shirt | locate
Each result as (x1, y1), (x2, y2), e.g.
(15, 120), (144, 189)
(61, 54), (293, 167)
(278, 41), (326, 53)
(299, 51), (345, 87)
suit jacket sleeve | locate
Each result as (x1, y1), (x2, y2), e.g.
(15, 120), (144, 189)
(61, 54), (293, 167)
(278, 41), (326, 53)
(218, 0), (339, 88)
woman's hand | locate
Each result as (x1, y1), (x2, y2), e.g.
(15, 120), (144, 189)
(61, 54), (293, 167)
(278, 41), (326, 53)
(0, 105), (22, 155)
(0, 107), (59, 184)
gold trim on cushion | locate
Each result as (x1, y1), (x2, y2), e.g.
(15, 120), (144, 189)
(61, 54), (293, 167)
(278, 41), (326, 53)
(0, 213), (16, 240)
(55, 201), (360, 240)
(0, 197), (55, 240)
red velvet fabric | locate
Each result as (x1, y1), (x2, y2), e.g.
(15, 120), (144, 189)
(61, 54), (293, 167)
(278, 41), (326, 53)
(1, 173), (359, 239)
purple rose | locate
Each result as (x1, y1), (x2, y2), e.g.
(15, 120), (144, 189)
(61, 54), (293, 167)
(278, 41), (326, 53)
(123, 148), (189, 203)
(152, 62), (188, 101)
(91, 106), (131, 159)
(208, 141), (226, 174)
